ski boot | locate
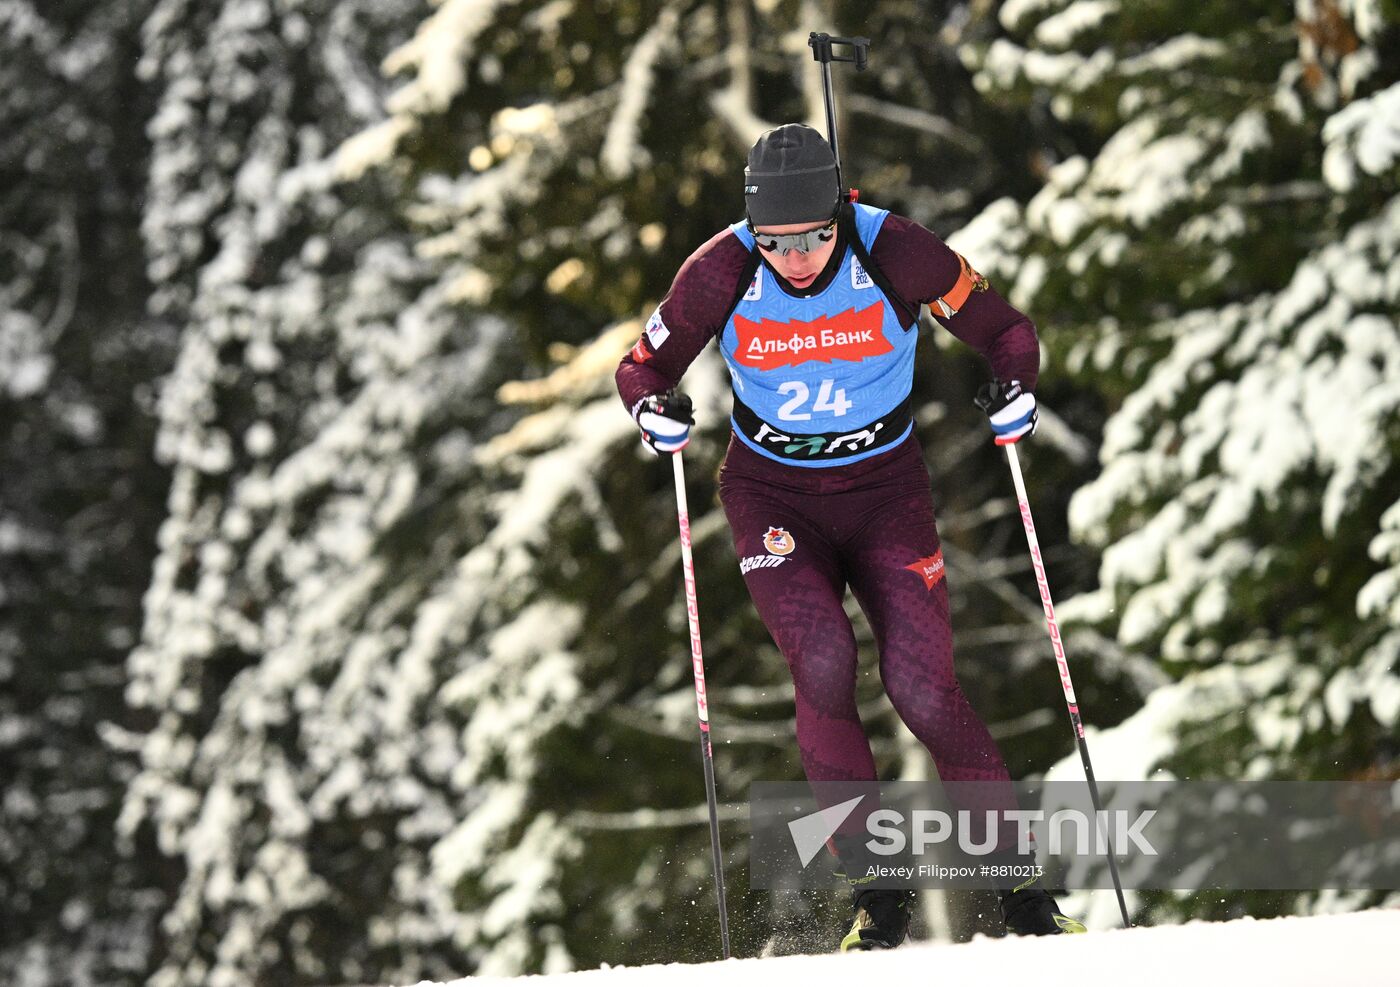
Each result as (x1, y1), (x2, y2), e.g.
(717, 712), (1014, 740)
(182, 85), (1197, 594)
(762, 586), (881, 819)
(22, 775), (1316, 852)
(997, 875), (1086, 935)
(842, 886), (916, 951)
(833, 834), (915, 951)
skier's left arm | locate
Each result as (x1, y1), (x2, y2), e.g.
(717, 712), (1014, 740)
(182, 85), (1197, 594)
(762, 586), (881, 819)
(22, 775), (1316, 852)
(872, 214), (1040, 443)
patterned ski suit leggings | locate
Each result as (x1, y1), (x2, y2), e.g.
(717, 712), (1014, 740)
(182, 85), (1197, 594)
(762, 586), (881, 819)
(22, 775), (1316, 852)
(718, 433), (1018, 839)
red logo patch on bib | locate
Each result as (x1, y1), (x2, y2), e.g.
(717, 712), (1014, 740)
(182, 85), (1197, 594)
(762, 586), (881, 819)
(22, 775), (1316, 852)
(732, 302), (891, 369)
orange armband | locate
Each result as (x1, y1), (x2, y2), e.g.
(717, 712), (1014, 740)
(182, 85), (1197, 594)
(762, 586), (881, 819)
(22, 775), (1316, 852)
(933, 253), (989, 318)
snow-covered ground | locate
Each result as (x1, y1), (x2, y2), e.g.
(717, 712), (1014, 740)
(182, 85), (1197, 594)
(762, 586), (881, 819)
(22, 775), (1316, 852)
(402, 909), (1398, 987)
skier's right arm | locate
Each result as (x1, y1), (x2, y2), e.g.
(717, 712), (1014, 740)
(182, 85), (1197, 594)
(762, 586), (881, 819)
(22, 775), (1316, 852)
(615, 306), (699, 454)
(615, 229), (750, 453)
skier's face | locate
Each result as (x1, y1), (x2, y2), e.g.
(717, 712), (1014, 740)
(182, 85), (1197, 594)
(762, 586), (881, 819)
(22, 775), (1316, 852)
(753, 218), (839, 289)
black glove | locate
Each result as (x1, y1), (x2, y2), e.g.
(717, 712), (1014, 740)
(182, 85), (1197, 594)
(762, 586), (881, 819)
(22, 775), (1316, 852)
(974, 379), (1037, 445)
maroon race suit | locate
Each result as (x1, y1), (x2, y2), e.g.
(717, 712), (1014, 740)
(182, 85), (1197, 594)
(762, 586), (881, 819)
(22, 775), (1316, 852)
(616, 211), (1041, 844)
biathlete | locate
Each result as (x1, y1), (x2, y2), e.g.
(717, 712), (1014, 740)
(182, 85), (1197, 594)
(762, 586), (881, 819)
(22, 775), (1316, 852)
(615, 123), (1085, 949)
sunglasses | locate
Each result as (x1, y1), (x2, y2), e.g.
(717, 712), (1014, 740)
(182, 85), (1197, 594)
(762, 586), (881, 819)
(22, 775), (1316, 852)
(748, 214), (839, 256)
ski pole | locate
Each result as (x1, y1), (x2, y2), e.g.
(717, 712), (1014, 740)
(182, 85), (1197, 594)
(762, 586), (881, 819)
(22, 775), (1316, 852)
(808, 32), (869, 197)
(1000, 441), (1132, 929)
(671, 449), (731, 959)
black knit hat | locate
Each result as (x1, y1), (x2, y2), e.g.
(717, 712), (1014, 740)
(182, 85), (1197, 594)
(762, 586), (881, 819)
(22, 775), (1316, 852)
(743, 124), (842, 228)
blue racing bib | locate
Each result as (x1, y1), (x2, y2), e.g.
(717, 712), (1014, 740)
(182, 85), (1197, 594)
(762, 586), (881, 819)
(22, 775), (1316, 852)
(721, 203), (916, 467)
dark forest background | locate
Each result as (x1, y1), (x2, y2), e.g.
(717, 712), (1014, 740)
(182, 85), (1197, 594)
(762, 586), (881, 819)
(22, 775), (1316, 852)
(1, 1), (1397, 983)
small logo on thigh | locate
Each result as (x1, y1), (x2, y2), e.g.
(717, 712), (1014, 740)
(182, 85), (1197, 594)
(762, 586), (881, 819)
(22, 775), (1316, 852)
(740, 554), (787, 575)
(905, 549), (945, 589)
(763, 526), (796, 556)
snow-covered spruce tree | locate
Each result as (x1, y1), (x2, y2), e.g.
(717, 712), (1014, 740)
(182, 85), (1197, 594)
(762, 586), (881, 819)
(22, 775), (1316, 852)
(956, 0), (1400, 924)
(0, 3), (172, 984)
(114, 2), (529, 985)
(333, 0), (1138, 966)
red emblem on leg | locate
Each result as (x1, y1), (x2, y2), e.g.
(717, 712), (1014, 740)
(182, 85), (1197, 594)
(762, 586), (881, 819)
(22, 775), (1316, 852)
(763, 527), (795, 556)
(905, 549), (945, 589)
